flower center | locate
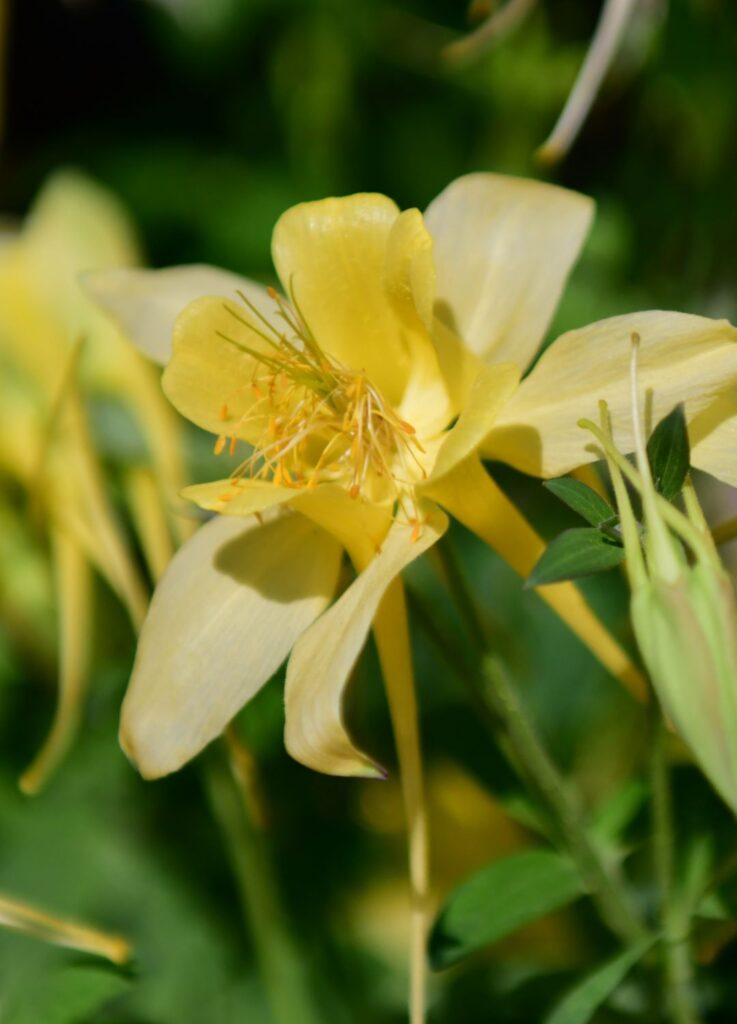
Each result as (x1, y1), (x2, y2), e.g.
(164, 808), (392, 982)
(213, 287), (426, 525)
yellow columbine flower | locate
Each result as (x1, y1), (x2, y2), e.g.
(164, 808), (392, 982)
(0, 171), (187, 792)
(86, 172), (737, 783)
(88, 172), (737, 1024)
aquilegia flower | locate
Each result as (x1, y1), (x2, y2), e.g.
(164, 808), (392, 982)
(87, 172), (737, 782)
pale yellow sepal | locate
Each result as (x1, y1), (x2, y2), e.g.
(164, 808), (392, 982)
(690, 392), (737, 489)
(84, 264), (275, 367)
(424, 173), (593, 371)
(485, 311), (737, 478)
(284, 505), (448, 778)
(121, 512), (342, 779)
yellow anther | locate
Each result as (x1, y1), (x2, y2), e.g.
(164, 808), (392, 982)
(214, 436), (227, 456)
(219, 403), (229, 422)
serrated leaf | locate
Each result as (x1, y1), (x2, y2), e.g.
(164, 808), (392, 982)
(543, 937), (655, 1024)
(647, 404), (690, 500)
(5, 964), (130, 1024)
(544, 478), (616, 527)
(527, 528), (624, 588)
(429, 849), (583, 970)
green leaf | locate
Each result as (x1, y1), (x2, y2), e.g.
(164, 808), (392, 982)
(647, 404), (690, 500)
(5, 965), (130, 1024)
(526, 529), (624, 588)
(429, 850), (583, 970)
(543, 937), (655, 1024)
(543, 478), (616, 527)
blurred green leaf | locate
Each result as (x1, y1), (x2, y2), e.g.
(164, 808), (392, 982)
(5, 964), (130, 1024)
(647, 404), (690, 501)
(429, 850), (583, 970)
(543, 937), (655, 1024)
(527, 529), (624, 588)
(543, 478), (616, 527)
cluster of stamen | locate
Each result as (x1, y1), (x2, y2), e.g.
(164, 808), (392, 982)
(213, 286), (426, 534)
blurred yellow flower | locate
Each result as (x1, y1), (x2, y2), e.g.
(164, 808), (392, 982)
(0, 171), (187, 792)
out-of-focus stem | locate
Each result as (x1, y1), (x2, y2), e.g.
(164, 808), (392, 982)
(650, 712), (704, 1024)
(204, 737), (322, 1024)
(431, 538), (646, 946)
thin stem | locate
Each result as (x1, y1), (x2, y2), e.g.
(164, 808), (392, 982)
(432, 538), (488, 652)
(204, 737), (323, 1024)
(431, 540), (646, 946)
(484, 657), (646, 945)
(650, 710), (704, 1024)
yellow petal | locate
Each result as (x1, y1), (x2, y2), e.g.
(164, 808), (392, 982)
(384, 209), (453, 435)
(424, 361), (520, 485)
(182, 478), (301, 517)
(485, 311), (737, 478)
(121, 512), (342, 778)
(19, 528), (92, 796)
(424, 457), (646, 701)
(0, 893), (130, 965)
(689, 393), (737, 488)
(163, 295), (275, 442)
(83, 264), (274, 366)
(284, 505), (448, 777)
(272, 194), (411, 405)
(424, 173), (593, 370)
(292, 485), (393, 565)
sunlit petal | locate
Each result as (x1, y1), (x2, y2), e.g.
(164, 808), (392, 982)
(485, 311), (737, 477)
(424, 172), (593, 370)
(272, 193), (414, 405)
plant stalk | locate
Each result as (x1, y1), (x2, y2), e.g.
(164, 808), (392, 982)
(650, 711), (703, 1024)
(429, 536), (646, 947)
(204, 736), (323, 1024)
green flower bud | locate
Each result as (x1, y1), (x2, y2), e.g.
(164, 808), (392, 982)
(581, 335), (737, 814)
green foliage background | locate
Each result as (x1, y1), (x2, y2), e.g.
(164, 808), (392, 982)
(1, 1), (737, 1021)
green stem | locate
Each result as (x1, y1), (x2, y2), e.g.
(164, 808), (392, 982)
(650, 711), (703, 1024)
(483, 657), (645, 945)
(430, 537), (646, 947)
(204, 738), (323, 1024)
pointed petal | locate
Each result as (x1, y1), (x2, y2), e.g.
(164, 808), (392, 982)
(424, 457), (646, 700)
(272, 194), (414, 405)
(284, 505), (448, 777)
(424, 361), (520, 484)
(83, 264), (274, 366)
(19, 528), (92, 795)
(0, 894), (131, 965)
(121, 512), (342, 778)
(485, 312), (737, 478)
(424, 173), (593, 370)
